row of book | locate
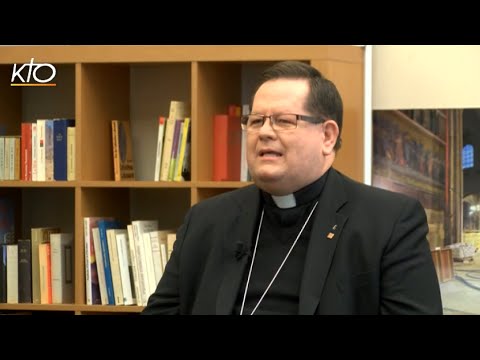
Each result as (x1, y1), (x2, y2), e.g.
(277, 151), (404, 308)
(0, 119), (75, 181)
(153, 100), (191, 182)
(0, 227), (73, 305)
(84, 217), (176, 306)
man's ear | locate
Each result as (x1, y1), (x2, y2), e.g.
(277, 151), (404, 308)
(322, 120), (339, 155)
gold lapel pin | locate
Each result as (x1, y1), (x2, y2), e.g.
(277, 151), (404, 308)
(327, 232), (335, 239)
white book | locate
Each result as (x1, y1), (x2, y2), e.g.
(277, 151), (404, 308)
(167, 233), (177, 261)
(31, 122), (37, 181)
(50, 233), (73, 304)
(131, 220), (158, 305)
(115, 231), (134, 305)
(127, 224), (141, 306)
(153, 116), (166, 181)
(36, 119), (47, 181)
(142, 232), (157, 297)
(92, 227), (108, 305)
(6, 244), (18, 304)
(153, 229), (175, 272)
(44, 119), (54, 181)
(148, 230), (164, 285)
(107, 228), (124, 305)
(160, 242), (168, 272)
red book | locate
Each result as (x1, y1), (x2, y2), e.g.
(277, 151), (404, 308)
(21, 122), (32, 181)
(213, 113), (242, 181)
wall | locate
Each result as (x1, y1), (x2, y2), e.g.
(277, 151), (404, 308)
(372, 45), (480, 110)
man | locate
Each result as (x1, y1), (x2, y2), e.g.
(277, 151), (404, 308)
(142, 61), (443, 315)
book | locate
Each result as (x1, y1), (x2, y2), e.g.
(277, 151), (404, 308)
(21, 122), (32, 181)
(112, 120), (135, 181)
(212, 109), (242, 181)
(166, 233), (177, 261)
(149, 229), (175, 277)
(160, 100), (186, 181)
(168, 119), (184, 181)
(115, 230), (135, 305)
(18, 238), (32, 303)
(240, 104), (250, 182)
(97, 219), (121, 305)
(84, 217), (112, 305)
(31, 227), (60, 304)
(53, 118), (75, 180)
(174, 117), (191, 181)
(159, 117), (177, 182)
(127, 224), (142, 306)
(38, 242), (52, 304)
(67, 126), (75, 181)
(92, 227), (108, 305)
(6, 244), (18, 304)
(106, 228), (126, 305)
(153, 116), (166, 181)
(44, 119), (55, 181)
(50, 233), (73, 304)
(142, 231), (157, 297)
(131, 220), (158, 305)
(31, 123), (37, 181)
(36, 119), (47, 181)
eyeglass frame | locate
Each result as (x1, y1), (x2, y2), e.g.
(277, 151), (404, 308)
(240, 113), (327, 132)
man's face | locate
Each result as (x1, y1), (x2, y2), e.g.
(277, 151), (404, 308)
(247, 78), (334, 195)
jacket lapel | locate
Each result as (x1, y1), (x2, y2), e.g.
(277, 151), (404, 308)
(216, 186), (261, 314)
(298, 169), (348, 315)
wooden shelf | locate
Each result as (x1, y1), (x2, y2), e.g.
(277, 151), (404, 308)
(0, 303), (143, 313)
(0, 181), (78, 188)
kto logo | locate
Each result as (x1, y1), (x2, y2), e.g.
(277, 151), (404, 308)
(11, 58), (57, 87)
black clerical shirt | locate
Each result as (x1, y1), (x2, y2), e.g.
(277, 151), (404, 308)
(233, 170), (329, 315)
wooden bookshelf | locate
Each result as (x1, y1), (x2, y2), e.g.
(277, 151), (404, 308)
(0, 45), (365, 314)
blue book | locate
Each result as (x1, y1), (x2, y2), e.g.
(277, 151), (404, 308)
(97, 219), (121, 305)
(53, 119), (75, 180)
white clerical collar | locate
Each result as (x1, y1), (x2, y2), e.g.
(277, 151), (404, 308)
(271, 194), (297, 209)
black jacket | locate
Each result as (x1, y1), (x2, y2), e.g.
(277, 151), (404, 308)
(143, 168), (443, 315)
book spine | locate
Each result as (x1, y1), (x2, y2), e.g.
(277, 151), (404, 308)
(45, 119), (54, 181)
(154, 116), (165, 181)
(67, 127), (76, 181)
(18, 239), (32, 303)
(54, 119), (75, 180)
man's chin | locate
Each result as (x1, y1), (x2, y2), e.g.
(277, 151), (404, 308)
(252, 171), (282, 184)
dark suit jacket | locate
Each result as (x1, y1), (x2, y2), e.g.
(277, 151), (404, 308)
(143, 168), (443, 315)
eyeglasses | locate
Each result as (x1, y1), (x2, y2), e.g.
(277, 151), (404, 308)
(240, 113), (326, 132)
